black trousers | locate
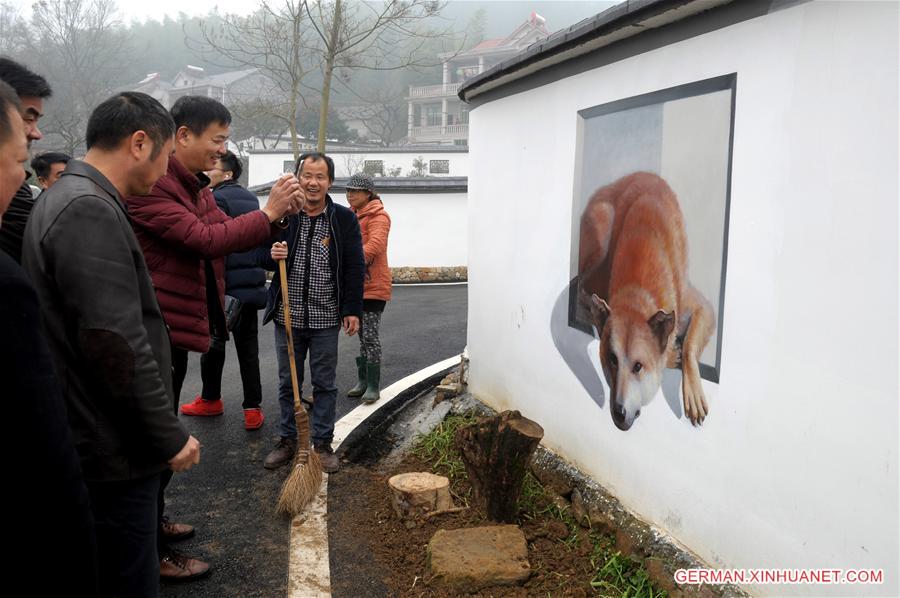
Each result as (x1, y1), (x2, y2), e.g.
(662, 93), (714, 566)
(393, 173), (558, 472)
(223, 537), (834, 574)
(87, 475), (161, 598)
(157, 344), (189, 555)
(200, 304), (262, 408)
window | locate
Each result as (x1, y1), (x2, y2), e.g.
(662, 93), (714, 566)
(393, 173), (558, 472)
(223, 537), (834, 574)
(283, 160), (296, 174)
(457, 65), (478, 79)
(429, 160), (449, 174)
(424, 104), (442, 127)
(363, 160), (384, 176)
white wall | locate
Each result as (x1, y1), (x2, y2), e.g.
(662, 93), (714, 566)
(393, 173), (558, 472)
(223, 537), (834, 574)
(256, 191), (467, 268)
(467, 2), (898, 596)
(248, 150), (468, 186)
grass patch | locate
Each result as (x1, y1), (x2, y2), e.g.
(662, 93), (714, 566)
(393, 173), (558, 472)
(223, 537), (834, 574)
(590, 544), (664, 598)
(411, 412), (666, 597)
(410, 411), (478, 504)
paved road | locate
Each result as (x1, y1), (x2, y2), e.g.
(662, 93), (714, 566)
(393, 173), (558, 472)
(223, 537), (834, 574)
(160, 284), (466, 597)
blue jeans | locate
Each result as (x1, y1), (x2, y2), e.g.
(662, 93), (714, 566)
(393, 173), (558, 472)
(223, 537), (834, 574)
(275, 323), (339, 446)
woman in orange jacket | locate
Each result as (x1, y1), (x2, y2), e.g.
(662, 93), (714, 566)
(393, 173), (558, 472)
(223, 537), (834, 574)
(345, 173), (391, 402)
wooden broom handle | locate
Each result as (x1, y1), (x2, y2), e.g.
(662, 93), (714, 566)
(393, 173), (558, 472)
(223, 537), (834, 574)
(278, 259), (304, 413)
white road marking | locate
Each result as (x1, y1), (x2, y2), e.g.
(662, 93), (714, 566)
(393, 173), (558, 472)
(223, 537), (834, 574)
(287, 354), (462, 597)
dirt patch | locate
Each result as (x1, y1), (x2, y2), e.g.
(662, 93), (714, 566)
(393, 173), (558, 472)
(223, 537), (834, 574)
(329, 448), (664, 597)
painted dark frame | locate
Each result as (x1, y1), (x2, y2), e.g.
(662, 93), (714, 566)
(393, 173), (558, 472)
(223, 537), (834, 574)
(568, 73), (736, 384)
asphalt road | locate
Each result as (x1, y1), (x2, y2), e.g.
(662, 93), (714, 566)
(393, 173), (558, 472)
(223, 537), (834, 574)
(159, 283), (467, 597)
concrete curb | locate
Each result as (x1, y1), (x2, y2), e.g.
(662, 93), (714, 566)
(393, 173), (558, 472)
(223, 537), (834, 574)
(393, 281), (468, 287)
(287, 354), (462, 598)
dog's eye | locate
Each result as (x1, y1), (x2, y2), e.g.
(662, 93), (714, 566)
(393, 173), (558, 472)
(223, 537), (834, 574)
(609, 353), (618, 368)
(633, 362), (642, 374)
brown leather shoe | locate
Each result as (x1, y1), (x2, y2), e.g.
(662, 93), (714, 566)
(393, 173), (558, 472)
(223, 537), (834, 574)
(159, 549), (211, 582)
(160, 517), (194, 542)
(314, 443), (340, 474)
(263, 437), (296, 470)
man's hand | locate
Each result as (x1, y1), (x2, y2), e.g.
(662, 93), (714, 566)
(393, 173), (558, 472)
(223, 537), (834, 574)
(342, 315), (359, 336)
(262, 174), (303, 222)
(168, 435), (201, 472)
(271, 241), (288, 261)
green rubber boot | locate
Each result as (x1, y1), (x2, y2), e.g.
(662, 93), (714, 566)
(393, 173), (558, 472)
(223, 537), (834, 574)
(362, 362), (381, 404)
(347, 356), (367, 397)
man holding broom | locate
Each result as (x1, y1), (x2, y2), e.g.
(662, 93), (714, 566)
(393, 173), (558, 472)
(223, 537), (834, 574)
(262, 152), (365, 474)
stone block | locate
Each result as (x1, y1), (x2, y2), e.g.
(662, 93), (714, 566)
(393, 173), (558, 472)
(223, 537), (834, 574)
(426, 525), (530, 591)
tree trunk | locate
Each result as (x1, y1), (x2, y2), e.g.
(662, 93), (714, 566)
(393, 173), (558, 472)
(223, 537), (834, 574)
(289, 84), (300, 163)
(455, 410), (544, 523)
(316, 0), (342, 153)
(388, 472), (452, 519)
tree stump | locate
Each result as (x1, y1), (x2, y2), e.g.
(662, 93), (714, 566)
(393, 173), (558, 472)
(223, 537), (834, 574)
(455, 410), (544, 523)
(388, 472), (452, 519)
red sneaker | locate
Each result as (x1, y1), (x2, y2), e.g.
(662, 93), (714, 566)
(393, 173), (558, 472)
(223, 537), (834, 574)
(243, 408), (264, 430)
(180, 396), (224, 416)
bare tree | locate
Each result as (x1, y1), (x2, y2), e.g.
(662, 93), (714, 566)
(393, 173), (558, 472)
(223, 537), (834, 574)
(26, 0), (128, 154)
(340, 153), (365, 176)
(229, 97), (290, 153)
(192, 2), (315, 160)
(351, 88), (407, 147)
(303, 0), (461, 152)
(0, 3), (28, 55)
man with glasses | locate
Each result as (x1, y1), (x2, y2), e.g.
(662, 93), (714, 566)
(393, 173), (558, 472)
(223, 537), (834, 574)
(192, 150), (268, 431)
(126, 95), (303, 582)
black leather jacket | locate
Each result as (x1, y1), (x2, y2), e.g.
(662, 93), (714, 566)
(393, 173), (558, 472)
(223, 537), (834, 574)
(23, 160), (189, 482)
(0, 178), (36, 263)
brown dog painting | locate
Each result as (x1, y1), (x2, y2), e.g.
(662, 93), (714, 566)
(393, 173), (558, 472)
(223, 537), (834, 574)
(578, 172), (715, 430)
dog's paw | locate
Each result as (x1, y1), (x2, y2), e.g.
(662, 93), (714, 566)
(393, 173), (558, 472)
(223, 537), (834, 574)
(682, 376), (708, 426)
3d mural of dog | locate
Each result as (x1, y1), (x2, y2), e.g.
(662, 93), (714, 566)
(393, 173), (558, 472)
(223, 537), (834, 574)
(578, 172), (715, 430)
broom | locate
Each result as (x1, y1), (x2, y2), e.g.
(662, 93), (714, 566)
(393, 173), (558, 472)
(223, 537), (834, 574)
(275, 256), (322, 515)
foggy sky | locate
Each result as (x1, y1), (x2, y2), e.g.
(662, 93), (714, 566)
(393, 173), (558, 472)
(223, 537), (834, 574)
(6, 0), (619, 32)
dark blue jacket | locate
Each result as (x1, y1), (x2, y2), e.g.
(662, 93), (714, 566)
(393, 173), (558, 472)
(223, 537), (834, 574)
(213, 180), (269, 308)
(259, 194), (365, 325)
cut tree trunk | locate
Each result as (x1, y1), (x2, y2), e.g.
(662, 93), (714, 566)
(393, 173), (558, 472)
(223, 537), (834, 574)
(455, 410), (544, 523)
(388, 472), (452, 519)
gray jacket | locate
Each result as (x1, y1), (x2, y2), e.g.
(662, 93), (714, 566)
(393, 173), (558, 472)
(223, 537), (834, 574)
(23, 160), (189, 482)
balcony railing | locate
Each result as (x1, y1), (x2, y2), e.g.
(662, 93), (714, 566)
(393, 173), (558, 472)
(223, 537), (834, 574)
(409, 123), (468, 142)
(408, 82), (462, 99)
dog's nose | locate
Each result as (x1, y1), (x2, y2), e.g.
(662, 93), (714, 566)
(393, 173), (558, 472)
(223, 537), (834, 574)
(613, 403), (627, 419)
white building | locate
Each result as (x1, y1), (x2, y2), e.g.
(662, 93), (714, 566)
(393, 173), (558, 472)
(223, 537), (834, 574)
(405, 12), (549, 146)
(247, 146), (468, 187)
(251, 177), (468, 270)
(130, 66), (270, 109)
(461, 0), (898, 595)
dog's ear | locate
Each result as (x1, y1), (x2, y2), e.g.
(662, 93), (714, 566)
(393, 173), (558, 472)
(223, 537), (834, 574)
(590, 294), (611, 334)
(647, 310), (675, 352)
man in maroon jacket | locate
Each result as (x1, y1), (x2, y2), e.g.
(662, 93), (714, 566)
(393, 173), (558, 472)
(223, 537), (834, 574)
(127, 95), (302, 581)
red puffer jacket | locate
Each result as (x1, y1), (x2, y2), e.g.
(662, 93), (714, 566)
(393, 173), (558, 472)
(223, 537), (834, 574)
(354, 198), (391, 301)
(127, 157), (274, 352)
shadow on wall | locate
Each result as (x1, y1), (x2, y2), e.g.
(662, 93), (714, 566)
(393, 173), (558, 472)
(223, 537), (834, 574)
(550, 279), (685, 423)
(550, 280), (605, 408)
